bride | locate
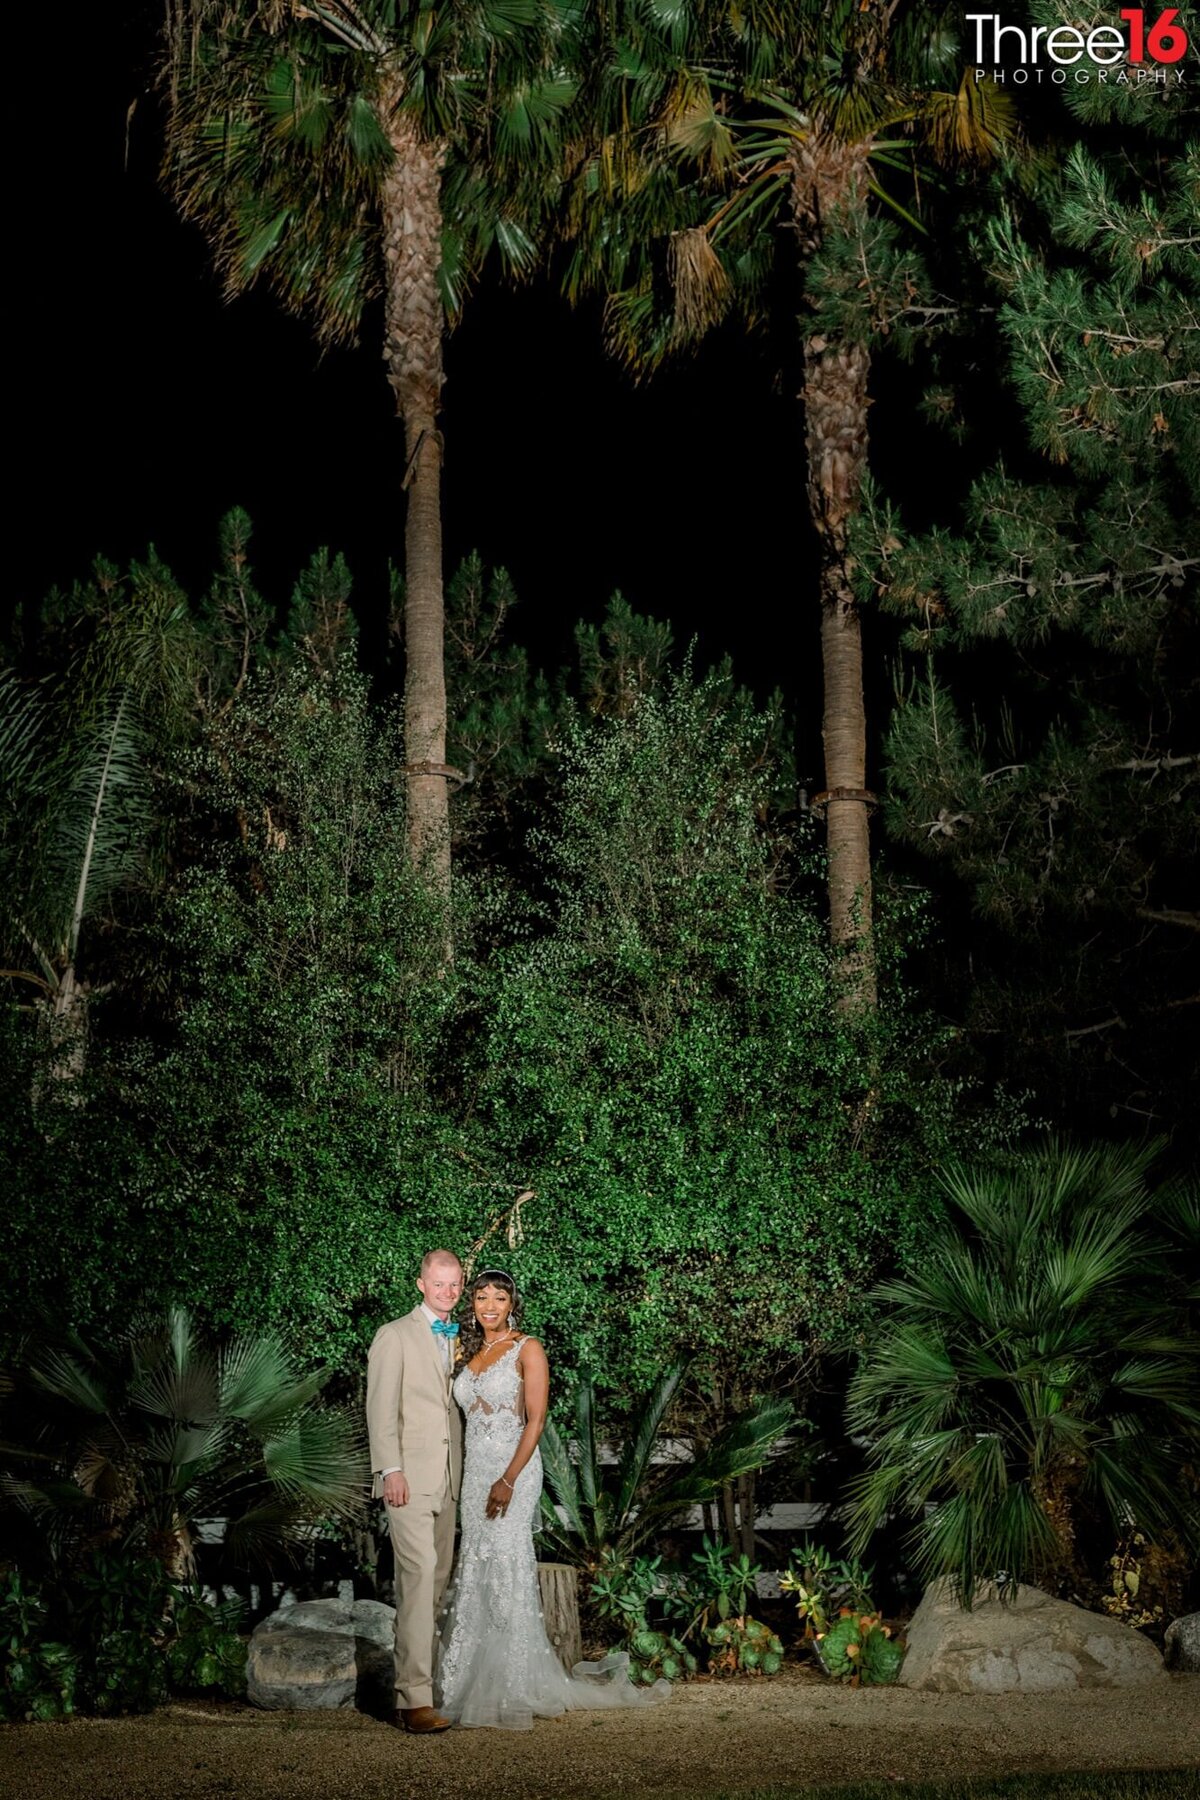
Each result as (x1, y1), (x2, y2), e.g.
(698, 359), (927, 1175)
(435, 1268), (669, 1730)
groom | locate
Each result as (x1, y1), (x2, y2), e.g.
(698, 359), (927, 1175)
(366, 1249), (464, 1734)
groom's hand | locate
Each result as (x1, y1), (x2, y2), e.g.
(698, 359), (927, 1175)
(383, 1471), (410, 1508)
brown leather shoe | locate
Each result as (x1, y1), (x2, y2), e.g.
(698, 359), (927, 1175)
(395, 1706), (452, 1734)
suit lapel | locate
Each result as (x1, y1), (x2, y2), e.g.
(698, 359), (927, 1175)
(410, 1303), (450, 1393)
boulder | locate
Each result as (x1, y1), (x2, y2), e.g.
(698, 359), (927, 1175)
(900, 1579), (1167, 1692)
(247, 1627), (357, 1710)
(1163, 1612), (1200, 1674)
(248, 1598), (396, 1712)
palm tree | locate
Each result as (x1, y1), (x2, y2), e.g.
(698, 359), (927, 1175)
(561, 1), (1012, 1005)
(845, 1141), (1200, 1607)
(162, 0), (571, 891)
(1, 1307), (365, 1580)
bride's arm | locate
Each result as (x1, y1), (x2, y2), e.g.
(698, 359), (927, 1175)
(485, 1339), (550, 1518)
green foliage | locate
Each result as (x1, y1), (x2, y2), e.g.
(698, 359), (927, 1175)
(778, 1539), (897, 1683)
(1, 1307), (364, 1574)
(704, 1614), (785, 1677)
(539, 1362), (792, 1569)
(0, 1572), (79, 1722)
(0, 554), (200, 1052)
(815, 1609), (903, 1685)
(470, 673), (977, 1405)
(623, 1624), (696, 1686)
(846, 1140), (1200, 1607)
(163, 0), (572, 347)
(163, 1590), (248, 1698)
(0, 1553), (246, 1721)
(436, 552), (570, 856)
(589, 1553), (699, 1684)
(862, 87), (1199, 1136)
(779, 1539), (876, 1643)
(684, 1535), (762, 1631)
(562, 3), (1014, 373)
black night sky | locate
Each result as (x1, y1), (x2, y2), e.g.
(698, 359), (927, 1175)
(12, 5), (837, 708)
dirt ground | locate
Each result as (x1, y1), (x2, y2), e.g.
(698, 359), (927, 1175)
(2, 1666), (1197, 1800)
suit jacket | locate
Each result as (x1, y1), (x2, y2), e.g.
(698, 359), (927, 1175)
(365, 1306), (463, 1502)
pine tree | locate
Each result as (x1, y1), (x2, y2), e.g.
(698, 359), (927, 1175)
(865, 80), (1199, 1134)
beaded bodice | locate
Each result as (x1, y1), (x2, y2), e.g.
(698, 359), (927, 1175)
(453, 1339), (526, 1453)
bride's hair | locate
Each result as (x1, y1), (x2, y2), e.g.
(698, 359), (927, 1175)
(459, 1267), (522, 1362)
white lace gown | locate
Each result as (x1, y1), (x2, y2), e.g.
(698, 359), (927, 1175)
(435, 1340), (670, 1730)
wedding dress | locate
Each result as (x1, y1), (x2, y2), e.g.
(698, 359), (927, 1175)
(435, 1339), (670, 1730)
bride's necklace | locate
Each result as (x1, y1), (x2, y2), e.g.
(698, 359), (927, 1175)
(474, 1328), (517, 1370)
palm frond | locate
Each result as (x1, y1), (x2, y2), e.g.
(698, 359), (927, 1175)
(259, 1410), (367, 1517)
(29, 1350), (111, 1415)
(537, 1413), (587, 1538)
(919, 72), (1017, 169)
(43, 694), (152, 963)
(668, 226), (732, 339)
(851, 1139), (1197, 1600)
(575, 1373), (599, 1510)
(613, 1357), (687, 1524)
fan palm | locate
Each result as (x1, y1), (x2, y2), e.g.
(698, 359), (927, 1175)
(537, 1361), (792, 1572)
(1, 1307), (366, 1580)
(162, 1), (572, 892)
(845, 1140), (1200, 1606)
(561, 1), (1014, 1005)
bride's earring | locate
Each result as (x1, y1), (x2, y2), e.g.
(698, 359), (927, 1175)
(507, 1311), (515, 1329)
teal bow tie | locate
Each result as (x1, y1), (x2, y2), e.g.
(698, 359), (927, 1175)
(431, 1319), (459, 1338)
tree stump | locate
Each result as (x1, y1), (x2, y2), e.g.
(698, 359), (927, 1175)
(537, 1562), (582, 1672)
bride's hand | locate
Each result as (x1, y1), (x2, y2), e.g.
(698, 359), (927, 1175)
(486, 1476), (513, 1519)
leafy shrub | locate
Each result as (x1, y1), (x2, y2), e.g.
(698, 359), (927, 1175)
(589, 1553), (699, 1685)
(164, 1590), (247, 1697)
(778, 1540), (898, 1684)
(625, 1626), (696, 1685)
(0, 1551), (247, 1719)
(72, 1551), (172, 1715)
(0, 1573), (79, 1722)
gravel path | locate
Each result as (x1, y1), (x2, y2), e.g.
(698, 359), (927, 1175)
(2, 1668), (1197, 1800)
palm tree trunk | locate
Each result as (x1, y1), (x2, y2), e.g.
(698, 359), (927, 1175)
(379, 87), (452, 893)
(791, 135), (877, 1009)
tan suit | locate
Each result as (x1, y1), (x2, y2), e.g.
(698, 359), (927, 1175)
(366, 1307), (463, 1710)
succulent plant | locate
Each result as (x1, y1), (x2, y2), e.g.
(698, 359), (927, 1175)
(815, 1610), (903, 1686)
(623, 1627), (697, 1686)
(705, 1614), (785, 1677)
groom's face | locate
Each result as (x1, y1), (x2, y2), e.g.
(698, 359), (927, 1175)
(417, 1259), (463, 1320)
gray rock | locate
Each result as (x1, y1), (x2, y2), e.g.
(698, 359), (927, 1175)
(1163, 1612), (1200, 1673)
(349, 1599), (397, 1652)
(257, 1598), (354, 1636)
(246, 1627), (358, 1710)
(900, 1578), (1167, 1692)
(248, 1598), (397, 1712)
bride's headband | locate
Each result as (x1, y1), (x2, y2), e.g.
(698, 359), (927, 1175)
(473, 1267), (516, 1288)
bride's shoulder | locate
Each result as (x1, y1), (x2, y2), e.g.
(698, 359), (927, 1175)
(515, 1334), (547, 1363)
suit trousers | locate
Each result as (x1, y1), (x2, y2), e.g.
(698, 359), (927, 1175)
(386, 1471), (456, 1710)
